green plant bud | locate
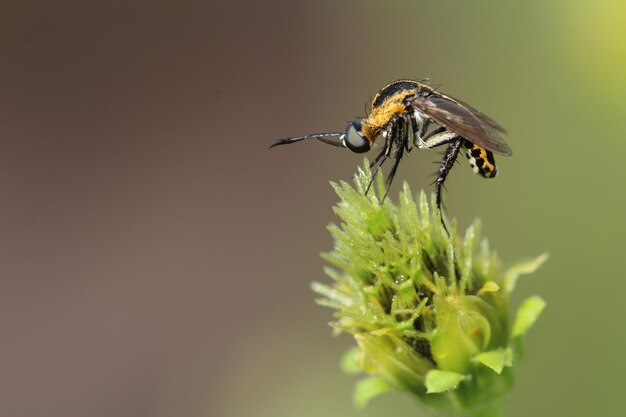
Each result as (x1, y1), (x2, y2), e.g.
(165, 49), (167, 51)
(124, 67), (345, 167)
(313, 160), (547, 417)
(431, 294), (491, 374)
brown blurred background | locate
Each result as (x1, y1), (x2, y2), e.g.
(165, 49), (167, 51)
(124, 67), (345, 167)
(2, 1), (625, 417)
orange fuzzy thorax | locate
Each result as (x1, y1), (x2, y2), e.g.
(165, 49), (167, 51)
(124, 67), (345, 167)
(361, 90), (417, 143)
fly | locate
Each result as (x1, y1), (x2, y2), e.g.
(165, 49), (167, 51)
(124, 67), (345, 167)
(270, 79), (512, 233)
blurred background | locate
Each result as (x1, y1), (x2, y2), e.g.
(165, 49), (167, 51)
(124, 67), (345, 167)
(1, 1), (625, 416)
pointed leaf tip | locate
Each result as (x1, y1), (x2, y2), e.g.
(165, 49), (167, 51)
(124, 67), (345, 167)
(512, 296), (546, 337)
(474, 348), (513, 374)
(340, 347), (362, 375)
(477, 281), (500, 296)
(425, 370), (465, 393)
(504, 253), (549, 294)
(353, 377), (393, 409)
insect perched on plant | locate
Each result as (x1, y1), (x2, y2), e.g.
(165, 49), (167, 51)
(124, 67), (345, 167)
(270, 79), (512, 232)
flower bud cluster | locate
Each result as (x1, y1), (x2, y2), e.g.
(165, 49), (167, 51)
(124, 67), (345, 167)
(314, 162), (546, 416)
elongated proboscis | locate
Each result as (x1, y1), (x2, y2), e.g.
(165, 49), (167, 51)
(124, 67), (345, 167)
(269, 132), (344, 148)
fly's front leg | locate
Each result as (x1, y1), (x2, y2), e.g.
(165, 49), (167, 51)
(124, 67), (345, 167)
(381, 123), (394, 157)
(380, 117), (409, 201)
(365, 121), (395, 194)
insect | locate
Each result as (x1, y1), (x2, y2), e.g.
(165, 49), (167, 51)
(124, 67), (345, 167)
(270, 79), (512, 233)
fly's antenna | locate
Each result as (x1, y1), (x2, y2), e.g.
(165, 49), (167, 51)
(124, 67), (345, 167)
(269, 132), (344, 149)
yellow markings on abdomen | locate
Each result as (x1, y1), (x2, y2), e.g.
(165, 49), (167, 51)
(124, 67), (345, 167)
(465, 143), (497, 178)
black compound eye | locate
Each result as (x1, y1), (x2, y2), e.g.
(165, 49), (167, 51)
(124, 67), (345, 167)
(343, 122), (370, 153)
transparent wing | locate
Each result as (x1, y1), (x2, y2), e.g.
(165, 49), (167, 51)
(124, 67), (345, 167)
(446, 96), (508, 133)
(411, 95), (512, 156)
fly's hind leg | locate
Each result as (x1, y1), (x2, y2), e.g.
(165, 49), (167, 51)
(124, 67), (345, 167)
(435, 136), (463, 235)
(422, 129), (459, 149)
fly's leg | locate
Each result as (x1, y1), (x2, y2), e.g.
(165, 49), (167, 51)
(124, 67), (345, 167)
(365, 143), (390, 195)
(422, 129), (458, 149)
(435, 137), (463, 235)
(365, 121), (396, 195)
(382, 119), (408, 202)
(403, 115), (414, 152)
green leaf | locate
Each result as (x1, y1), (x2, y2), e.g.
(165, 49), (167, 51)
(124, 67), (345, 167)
(512, 296), (546, 337)
(311, 282), (352, 307)
(503, 253), (549, 294)
(353, 377), (393, 409)
(473, 348), (513, 374)
(340, 347), (362, 375)
(477, 280), (500, 296)
(425, 370), (465, 393)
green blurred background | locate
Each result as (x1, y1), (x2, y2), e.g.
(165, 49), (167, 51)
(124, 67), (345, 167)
(2, 1), (625, 417)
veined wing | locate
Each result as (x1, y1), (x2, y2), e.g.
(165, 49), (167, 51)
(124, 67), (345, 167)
(411, 95), (512, 156)
(444, 95), (508, 133)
